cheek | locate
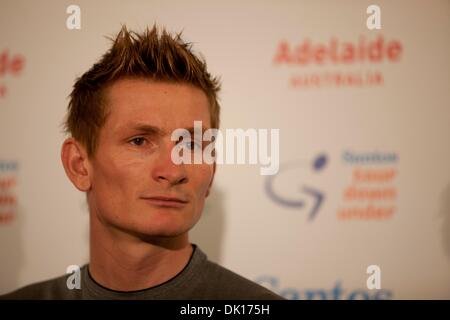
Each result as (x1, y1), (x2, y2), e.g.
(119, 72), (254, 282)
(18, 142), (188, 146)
(190, 164), (214, 199)
(91, 154), (145, 210)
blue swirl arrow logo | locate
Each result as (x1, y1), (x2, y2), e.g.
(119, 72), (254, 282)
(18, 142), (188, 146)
(265, 154), (327, 221)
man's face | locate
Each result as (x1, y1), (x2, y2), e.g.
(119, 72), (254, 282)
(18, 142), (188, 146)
(87, 78), (214, 239)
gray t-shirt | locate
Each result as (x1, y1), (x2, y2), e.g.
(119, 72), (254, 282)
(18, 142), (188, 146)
(1, 244), (284, 300)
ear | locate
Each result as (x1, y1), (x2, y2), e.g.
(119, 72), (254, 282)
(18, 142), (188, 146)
(205, 162), (216, 198)
(61, 138), (92, 192)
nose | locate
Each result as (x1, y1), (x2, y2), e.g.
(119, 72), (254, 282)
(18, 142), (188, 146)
(151, 141), (188, 186)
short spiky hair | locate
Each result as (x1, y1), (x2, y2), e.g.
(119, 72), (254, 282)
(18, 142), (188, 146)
(64, 24), (221, 157)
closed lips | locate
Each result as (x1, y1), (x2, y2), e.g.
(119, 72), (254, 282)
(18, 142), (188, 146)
(141, 196), (188, 208)
(142, 196), (188, 203)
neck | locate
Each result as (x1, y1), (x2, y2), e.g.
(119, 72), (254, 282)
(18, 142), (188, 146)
(88, 213), (193, 292)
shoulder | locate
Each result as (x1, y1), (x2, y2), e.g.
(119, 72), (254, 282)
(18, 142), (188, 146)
(0, 272), (81, 300)
(197, 259), (285, 300)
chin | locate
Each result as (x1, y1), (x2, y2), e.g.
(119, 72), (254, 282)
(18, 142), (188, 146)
(131, 210), (196, 239)
(135, 225), (191, 240)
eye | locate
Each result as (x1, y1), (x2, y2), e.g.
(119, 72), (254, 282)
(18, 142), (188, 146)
(129, 137), (146, 146)
(184, 140), (202, 151)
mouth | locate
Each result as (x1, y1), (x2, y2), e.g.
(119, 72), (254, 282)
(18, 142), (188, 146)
(141, 196), (188, 208)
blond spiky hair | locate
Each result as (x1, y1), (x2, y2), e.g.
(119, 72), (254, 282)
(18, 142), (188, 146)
(65, 24), (221, 156)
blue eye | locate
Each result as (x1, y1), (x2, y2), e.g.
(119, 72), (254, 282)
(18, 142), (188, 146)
(184, 140), (202, 150)
(130, 137), (146, 146)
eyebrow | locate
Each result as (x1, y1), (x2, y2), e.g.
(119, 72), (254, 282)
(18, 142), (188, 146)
(125, 124), (211, 136)
(185, 127), (211, 135)
(128, 124), (165, 136)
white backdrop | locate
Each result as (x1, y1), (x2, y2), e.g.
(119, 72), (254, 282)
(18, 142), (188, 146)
(1, 0), (449, 299)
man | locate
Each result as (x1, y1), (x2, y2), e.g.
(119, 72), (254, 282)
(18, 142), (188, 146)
(2, 25), (284, 299)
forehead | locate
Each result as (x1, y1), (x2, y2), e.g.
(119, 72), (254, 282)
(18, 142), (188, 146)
(103, 78), (211, 133)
